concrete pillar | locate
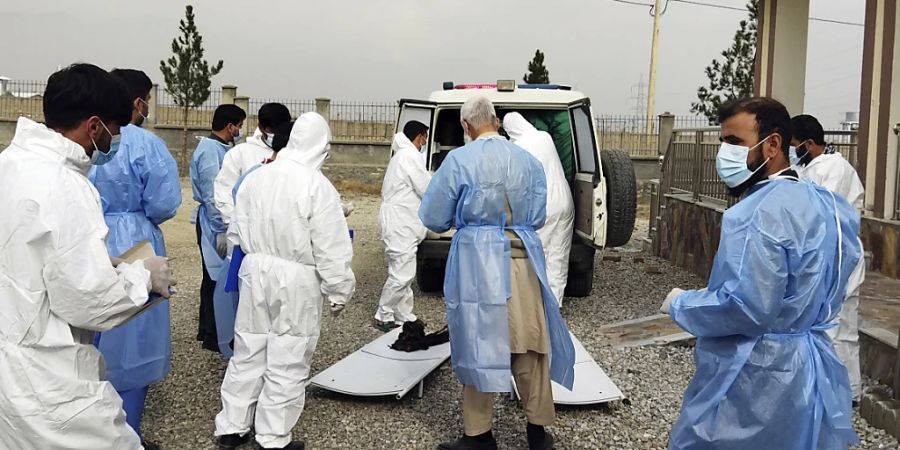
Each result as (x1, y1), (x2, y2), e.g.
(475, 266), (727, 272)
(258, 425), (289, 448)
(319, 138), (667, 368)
(858, 0), (900, 219)
(234, 95), (250, 117)
(316, 98), (332, 124)
(754, 0), (810, 114)
(148, 84), (159, 125)
(657, 112), (675, 158)
(222, 85), (237, 105)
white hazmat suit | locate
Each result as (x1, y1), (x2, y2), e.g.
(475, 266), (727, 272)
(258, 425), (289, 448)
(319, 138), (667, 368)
(0, 118), (153, 450)
(375, 132), (432, 324)
(503, 113), (575, 305)
(215, 113), (355, 449)
(214, 128), (273, 229)
(799, 152), (865, 401)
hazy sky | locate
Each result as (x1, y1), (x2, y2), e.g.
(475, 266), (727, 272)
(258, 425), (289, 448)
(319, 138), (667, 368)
(0, 0), (865, 127)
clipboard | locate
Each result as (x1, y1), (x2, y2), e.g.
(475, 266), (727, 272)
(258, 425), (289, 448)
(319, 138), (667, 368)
(118, 241), (168, 324)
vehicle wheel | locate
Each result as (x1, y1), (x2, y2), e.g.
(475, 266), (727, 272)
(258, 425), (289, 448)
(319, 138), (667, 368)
(601, 149), (637, 248)
(416, 259), (445, 293)
(565, 269), (593, 297)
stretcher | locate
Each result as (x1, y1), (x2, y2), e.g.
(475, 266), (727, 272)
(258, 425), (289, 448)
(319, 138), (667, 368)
(309, 327), (450, 400)
(513, 332), (626, 405)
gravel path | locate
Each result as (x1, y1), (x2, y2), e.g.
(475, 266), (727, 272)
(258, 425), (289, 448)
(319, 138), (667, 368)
(146, 182), (900, 450)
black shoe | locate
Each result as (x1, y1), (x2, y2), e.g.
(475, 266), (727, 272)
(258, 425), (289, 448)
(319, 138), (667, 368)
(438, 432), (498, 450)
(218, 433), (250, 450)
(528, 431), (554, 450)
(202, 340), (221, 353)
(258, 441), (305, 450)
(141, 440), (161, 450)
(373, 319), (401, 332)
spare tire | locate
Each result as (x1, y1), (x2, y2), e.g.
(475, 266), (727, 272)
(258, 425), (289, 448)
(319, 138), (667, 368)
(601, 149), (637, 248)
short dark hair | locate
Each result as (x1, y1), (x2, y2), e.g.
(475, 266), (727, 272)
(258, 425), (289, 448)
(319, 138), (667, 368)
(403, 120), (429, 141)
(109, 68), (152, 102)
(791, 114), (826, 146)
(257, 103), (292, 130)
(718, 97), (793, 155)
(212, 104), (246, 131)
(43, 63), (132, 131)
(272, 120), (294, 153)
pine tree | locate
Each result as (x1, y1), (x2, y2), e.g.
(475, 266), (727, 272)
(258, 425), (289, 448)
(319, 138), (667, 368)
(160, 4), (224, 171)
(523, 50), (551, 85)
(691, 0), (758, 123)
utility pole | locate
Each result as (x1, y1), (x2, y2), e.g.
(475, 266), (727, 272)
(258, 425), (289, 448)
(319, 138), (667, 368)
(646, 0), (663, 135)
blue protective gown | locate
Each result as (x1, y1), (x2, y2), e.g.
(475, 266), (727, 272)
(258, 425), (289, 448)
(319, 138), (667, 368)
(191, 136), (230, 281)
(667, 176), (862, 450)
(88, 123), (181, 391)
(419, 135), (575, 393)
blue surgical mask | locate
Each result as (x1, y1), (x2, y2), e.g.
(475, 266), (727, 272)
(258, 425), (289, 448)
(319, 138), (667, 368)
(265, 133), (275, 148)
(715, 135), (772, 188)
(789, 141), (809, 167)
(90, 120), (121, 166)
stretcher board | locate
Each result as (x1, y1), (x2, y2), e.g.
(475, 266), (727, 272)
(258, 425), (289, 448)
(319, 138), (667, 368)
(309, 327), (450, 400)
(512, 332), (625, 405)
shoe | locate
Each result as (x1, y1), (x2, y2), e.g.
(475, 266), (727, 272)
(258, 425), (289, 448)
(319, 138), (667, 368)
(258, 441), (305, 450)
(438, 433), (498, 450)
(218, 433), (250, 450)
(141, 440), (161, 450)
(528, 431), (554, 450)
(202, 340), (221, 353)
(373, 319), (401, 332)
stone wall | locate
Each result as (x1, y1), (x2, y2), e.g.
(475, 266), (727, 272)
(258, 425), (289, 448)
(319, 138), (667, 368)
(655, 194), (724, 282)
(861, 216), (900, 279)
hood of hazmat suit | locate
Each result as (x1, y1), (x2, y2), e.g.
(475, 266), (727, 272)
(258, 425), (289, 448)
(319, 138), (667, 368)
(216, 112), (355, 443)
(0, 117), (150, 449)
(214, 128), (274, 228)
(88, 123), (181, 391)
(419, 134), (575, 392)
(503, 113), (575, 305)
(378, 132), (432, 253)
(666, 176), (862, 450)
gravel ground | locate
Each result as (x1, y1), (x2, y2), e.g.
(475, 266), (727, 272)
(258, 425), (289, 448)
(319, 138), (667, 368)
(145, 178), (900, 450)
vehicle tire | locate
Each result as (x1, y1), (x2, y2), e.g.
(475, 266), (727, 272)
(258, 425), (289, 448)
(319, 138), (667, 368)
(565, 269), (593, 298)
(601, 149), (637, 248)
(416, 259), (445, 293)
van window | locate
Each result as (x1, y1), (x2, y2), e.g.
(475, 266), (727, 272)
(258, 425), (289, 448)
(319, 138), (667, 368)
(572, 106), (597, 173)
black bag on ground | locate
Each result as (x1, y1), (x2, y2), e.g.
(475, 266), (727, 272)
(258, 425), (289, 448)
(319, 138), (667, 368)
(390, 321), (449, 352)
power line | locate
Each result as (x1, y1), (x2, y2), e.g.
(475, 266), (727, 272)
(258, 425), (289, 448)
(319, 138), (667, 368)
(609, 0), (865, 27)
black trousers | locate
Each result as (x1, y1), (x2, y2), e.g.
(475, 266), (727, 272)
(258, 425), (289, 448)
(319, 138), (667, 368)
(196, 219), (219, 352)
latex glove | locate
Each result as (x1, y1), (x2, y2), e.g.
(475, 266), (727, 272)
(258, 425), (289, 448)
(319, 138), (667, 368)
(143, 256), (175, 299)
(216, 233), (228, 257)
(341, 201), (355, 217)
(330, 302), (345, 317)
(660, 288), (684, 314)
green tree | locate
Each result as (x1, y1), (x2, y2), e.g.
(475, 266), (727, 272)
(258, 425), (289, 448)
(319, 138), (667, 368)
(160, 4), (224, 171)
(691, 0), (758, 123)
(523, 50), (551, 84)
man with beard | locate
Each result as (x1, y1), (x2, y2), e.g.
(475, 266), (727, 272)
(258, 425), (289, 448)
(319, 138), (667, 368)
(661, 97), (861, 449)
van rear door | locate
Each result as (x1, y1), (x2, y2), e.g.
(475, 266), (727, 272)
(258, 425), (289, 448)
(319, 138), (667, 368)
(395, 99), (436, 164)
(569, 100), (608, 248)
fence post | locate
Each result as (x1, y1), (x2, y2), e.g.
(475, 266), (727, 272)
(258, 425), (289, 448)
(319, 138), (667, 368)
(692, 131), (703, 202)
(148, 84), (159, 125)
(316, 98), (332, 125)
(222, 85), (237, 105)
(234, 95), (250, 118)
(658, 112), (675, 158)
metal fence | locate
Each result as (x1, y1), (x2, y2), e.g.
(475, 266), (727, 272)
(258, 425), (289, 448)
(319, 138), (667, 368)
(596, 115), (710, 158)
(155, 88), (223, 127)
(329, 100), (398, 142)
(244, 98), (317, 133)
(0, 79), (47, 121)
(660, 127), (861, 209)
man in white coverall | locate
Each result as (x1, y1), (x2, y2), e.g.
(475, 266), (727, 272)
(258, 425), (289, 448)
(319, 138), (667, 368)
(0, 63), (174, 450)
(503, 112), (575, 305)
(374, 120), (432, 331)
(791, 114), (866, 403)
(214, 112), (355, 450)
(214, 102), (292, 230)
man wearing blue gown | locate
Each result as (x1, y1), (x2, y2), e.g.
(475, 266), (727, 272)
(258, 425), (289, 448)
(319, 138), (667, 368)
(420, 97), (575, 450)
(191, 104), (246, 354)
(661, 97), (862, 450)
(88, 68), (182, 449)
